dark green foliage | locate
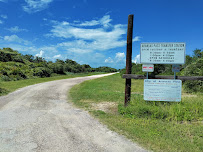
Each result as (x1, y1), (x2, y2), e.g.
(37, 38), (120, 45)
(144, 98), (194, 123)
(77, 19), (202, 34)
(193, 49), (203, 58)
(95, 66), (117, 73)
(183, 56), (203, 92)
(0, 48), (117, 82)
(185, 55), (193, 66)
(33, 67), (52, 78)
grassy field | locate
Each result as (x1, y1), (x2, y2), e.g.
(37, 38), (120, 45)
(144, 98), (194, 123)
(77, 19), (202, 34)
(0, 72), (105, 96)
(69, 73), (203, 152)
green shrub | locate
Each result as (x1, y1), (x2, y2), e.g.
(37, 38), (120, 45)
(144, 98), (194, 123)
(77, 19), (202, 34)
(1, 75), (11, 81)
(0, 87), (8, 94)
(118, 95), (203, 122)
(183, 57), (203, 93)
(33, 67), (52, 78)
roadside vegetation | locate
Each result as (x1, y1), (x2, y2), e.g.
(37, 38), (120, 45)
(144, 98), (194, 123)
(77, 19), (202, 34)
(70, 49), (203, 152)
(0, 47), (117, 95)
(70, 74), (203, 152)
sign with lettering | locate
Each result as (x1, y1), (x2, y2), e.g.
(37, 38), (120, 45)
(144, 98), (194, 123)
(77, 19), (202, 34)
(172, 64), (181, 72)
(142, 64), (154, 72)
(140, 42), (185, 64)
(144, 79), (182, 102)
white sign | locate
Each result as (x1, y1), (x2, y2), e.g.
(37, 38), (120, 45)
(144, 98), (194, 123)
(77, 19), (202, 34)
(144, 79), (182, 102)
(140, 42), (185, 64)
(172, 65), (181, 72)
(142, 64), (154, 72)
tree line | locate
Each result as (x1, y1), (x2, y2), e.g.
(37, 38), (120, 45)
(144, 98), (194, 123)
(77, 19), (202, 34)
(0, 48), (117, 81)
(120, 49), (203, 93)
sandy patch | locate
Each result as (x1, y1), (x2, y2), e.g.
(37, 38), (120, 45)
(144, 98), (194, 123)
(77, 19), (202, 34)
(91, 102), (118, 114)
(182, 94), (198, 98)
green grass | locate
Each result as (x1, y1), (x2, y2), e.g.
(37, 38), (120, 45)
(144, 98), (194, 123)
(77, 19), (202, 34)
(0, 72), (105, 96)
(69, 73), (203, 152)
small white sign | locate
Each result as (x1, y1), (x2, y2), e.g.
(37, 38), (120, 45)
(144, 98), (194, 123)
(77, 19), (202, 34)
(144, 79), (182, 102)
(172, 65), (181, 72)
(142, 64), (154, 72)
(140, 42), (185, 64)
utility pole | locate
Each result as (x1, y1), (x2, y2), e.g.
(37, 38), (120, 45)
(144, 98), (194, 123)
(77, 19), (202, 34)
(124, 14), (134, 107)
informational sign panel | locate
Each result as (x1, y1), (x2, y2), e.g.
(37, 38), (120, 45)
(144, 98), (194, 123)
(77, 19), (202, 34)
(142, 64), (154, 72)
(140, 42), (185, 64)
(172, 65), (181, 72)
(144, 79), (182, 102)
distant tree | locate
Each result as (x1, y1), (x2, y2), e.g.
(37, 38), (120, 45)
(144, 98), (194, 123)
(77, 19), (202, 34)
(193, 49), (202, 58)
(183, 49), (203, 93)
(185, 55), (193, 66)
(65, 59), (78, 65)
(56, 59), (65, 65)
(23, 54), (34, 62)
(34, 56), (46, 63)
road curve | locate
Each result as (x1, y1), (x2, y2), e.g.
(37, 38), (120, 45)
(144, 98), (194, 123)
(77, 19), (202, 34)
(0, 73), (147, 152)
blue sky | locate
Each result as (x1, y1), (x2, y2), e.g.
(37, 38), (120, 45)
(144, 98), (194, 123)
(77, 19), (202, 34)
(0, 0), (202, 69)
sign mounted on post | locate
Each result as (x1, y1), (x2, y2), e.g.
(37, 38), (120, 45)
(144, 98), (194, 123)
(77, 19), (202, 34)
(140, 42), (185, 64)
(172, 65), (181, 72)
(142, 64), (154, 72)
(144, 79), (182, 102)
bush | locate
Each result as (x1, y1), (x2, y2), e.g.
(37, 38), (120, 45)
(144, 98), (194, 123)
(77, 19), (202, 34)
(0, 87), (8, 94)
(118, 95), (203, 122)
(33, 67), (52, 78)
(183, 81), (203, 93)
(1, 75), (11, 81)
(183, 58), (203, 92)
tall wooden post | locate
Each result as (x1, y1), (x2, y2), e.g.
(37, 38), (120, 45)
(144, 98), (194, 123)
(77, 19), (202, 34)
(125, 14), (134, 107)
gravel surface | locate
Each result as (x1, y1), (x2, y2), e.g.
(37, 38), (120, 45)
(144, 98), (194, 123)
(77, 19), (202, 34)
(0, 73), (147, 152)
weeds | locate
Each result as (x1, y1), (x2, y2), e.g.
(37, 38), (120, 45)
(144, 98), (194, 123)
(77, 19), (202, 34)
(70, 73), (203, 152)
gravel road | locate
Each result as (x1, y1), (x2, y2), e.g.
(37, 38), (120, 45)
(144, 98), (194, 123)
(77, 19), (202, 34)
(0, 73), (147, 152)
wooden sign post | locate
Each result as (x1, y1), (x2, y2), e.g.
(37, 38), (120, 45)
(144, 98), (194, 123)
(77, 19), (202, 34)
(124, 14), (134, 107)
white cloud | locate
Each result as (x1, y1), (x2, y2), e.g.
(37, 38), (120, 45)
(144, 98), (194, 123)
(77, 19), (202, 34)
(23, 0), (53, 13)
(133, 36), (141, 42)
(99, 15), (112, 28)
(6, 26), (28, 33)
(132, 54), (140, 64)
(104, 52), (126, 68)
(105, 52), (125, 64)
(78, 20), (99, 27)
(4, 35), (30, 45)
(53, 54), (61, 58)
(0, 14), (7, 19)
(35, 50), (44, 57)
(68, 48), (92, 54)
(115, 52), (125, 62)
(4, 35), (23, 42)
(40, 46), (58, 53)
(76, 15), (112, 27)
(105, 57), (113, 63)
(0, 14), (7, 24)
(49, 15), (126, 54)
